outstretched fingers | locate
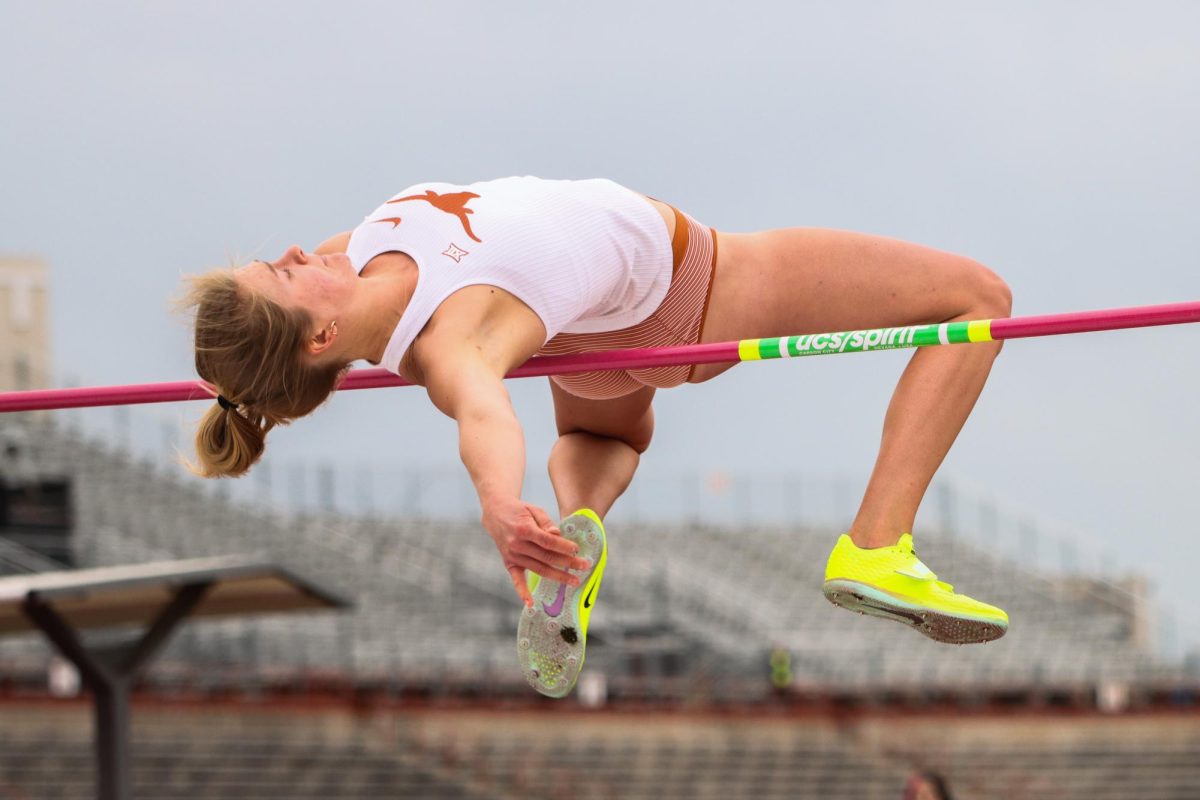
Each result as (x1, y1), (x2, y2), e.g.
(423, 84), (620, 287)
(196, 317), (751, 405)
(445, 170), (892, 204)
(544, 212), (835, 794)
(531, 528), (584, 559)
(512, 540), (587, 580)
(488, 500), (590, 605)
(508, 566), (534, 607)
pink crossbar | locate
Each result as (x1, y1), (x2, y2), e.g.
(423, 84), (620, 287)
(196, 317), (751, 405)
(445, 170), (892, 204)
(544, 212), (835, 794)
(2, 300), (1197, 413)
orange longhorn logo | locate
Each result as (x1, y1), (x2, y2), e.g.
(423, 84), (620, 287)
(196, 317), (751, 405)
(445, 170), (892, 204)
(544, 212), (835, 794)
(387, 190), (483, 243)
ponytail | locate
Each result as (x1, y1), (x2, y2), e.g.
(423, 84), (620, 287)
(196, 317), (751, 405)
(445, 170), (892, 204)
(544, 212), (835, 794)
(173, 267), (348, 478)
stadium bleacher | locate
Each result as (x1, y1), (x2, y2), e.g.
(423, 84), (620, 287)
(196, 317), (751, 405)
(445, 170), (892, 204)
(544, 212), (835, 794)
(0, 705), (488, 800)
(2, 703), (1199, 800)
(3, 416), (1200, 799)
(0, 414), (1188, 699)
(867, 714), (1200, 800)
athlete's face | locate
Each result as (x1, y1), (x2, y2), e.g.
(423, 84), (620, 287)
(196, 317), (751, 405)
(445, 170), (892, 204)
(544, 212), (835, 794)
(235, 245), (356, 322)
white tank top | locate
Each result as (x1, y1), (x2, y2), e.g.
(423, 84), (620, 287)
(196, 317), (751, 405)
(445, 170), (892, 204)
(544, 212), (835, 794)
(344, 176), (673, 376)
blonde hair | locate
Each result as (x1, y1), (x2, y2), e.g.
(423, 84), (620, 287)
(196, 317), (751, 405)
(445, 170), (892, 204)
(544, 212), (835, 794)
(173, 267), (350, 478)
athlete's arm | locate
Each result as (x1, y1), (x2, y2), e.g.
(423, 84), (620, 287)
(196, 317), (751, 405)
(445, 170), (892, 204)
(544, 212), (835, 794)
(420, 292), (589, 605)
(425, 354), (526, 517)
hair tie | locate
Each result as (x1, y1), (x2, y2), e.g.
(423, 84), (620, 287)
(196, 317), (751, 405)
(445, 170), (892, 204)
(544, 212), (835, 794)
(216, 394), (238, 412)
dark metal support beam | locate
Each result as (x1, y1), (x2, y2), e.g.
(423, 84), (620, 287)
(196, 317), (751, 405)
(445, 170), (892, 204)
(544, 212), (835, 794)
(21, 593), (111, 687)
(21, 581), (214, 800)
(95, 680), (131, 800)
(121, 581), (212, 676)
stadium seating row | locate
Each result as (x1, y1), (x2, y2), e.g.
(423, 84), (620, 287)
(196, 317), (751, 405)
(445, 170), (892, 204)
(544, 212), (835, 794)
(0, 416), (1186, 699)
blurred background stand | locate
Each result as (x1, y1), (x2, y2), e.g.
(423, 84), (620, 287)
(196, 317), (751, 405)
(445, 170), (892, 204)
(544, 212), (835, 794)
(0, 556), (351, 800)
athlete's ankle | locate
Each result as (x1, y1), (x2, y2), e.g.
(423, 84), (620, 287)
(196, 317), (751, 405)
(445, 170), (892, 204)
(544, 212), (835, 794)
(559, 506), (606, 523)
(847, 529), (904, 550)
(847, 510), (914, 549)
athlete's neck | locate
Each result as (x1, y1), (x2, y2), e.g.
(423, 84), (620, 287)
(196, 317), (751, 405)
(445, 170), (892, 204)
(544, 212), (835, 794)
(354, 252), (418, 366)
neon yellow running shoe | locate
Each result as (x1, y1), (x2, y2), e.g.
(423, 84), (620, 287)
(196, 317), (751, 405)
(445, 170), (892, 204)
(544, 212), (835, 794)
(517, 509), (608, 698)
(823, 533), (1008, 644)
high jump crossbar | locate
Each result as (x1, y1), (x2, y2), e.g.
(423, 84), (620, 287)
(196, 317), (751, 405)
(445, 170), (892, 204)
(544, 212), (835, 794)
(2, 300), (1198, 414)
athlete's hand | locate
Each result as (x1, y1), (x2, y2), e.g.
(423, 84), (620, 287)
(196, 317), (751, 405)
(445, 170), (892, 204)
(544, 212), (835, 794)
(481, 495), (590, 606)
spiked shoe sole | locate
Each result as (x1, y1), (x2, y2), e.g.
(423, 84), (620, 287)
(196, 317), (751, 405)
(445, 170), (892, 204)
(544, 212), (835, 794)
(517, 513), (606, 698)
(823, 579), (1007, 645)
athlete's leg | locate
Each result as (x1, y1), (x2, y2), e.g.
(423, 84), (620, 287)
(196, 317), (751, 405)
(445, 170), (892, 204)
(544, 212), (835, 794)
(692, 228), (1012, 548)
(520, 381), (650, 699)
(546, 381), (655, 520)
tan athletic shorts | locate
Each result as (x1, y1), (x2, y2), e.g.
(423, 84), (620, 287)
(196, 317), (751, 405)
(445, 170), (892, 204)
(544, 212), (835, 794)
(537, 205), (718, 400)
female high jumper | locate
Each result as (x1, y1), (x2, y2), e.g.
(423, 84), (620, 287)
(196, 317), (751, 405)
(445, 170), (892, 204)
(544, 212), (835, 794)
(180, 176), (1012, 698)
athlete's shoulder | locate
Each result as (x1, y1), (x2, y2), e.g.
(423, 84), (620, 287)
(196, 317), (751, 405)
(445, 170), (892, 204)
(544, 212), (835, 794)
(313, 231), (351, 254)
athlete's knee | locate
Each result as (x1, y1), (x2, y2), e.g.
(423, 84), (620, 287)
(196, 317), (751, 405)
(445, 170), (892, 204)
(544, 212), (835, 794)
(622, 404), (655, 454)
(616, 414), (654, 455)
(560, 426), (652, 455)
(559, 412), (653, 455)
(966, 260), (1013, 319)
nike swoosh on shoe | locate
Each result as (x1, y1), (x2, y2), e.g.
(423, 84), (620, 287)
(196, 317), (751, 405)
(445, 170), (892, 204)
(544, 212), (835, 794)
(543, 584), (567, 617)
(895, 562), (936, 580)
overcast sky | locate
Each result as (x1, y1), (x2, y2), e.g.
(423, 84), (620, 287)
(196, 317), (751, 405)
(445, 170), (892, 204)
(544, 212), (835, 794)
(2, 2), (1198, 653)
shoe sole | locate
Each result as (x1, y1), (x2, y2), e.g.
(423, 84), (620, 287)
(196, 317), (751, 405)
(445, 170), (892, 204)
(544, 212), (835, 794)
(517, 513), (606, 698)
(823, 579), (1007, 645)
